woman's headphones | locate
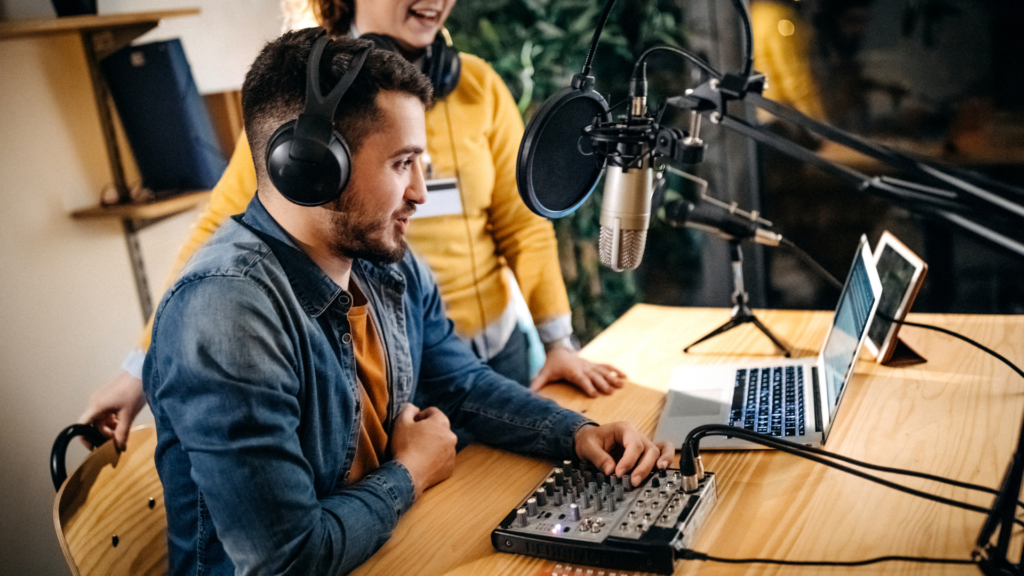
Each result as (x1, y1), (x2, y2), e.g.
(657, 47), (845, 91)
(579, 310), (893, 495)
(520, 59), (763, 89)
(361, 30), (461, 100)
(265, 33), (370, 206)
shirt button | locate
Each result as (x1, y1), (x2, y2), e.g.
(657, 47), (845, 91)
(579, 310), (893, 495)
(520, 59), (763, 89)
(342, 333), (352, 344)
(339, 295), (350, 306)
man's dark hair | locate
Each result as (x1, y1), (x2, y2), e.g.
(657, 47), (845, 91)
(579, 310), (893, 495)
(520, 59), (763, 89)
(242, 28), (433, 186)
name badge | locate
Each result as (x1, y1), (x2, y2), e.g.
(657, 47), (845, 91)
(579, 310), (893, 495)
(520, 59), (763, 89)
(413, 177), (462, 219)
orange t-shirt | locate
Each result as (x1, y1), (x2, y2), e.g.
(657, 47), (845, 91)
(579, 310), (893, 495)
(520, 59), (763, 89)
(345, 285), (390, 484)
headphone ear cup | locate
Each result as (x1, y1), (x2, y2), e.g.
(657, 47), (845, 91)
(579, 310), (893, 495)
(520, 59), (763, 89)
(265, 121), (353, 206)
(425, 33), (461, 99)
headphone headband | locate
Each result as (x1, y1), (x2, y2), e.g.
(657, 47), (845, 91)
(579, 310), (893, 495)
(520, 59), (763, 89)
(266, 32), (370, 206)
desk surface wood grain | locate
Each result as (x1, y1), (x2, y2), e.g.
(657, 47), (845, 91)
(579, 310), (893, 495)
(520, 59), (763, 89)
(351, 305), (1024, 576)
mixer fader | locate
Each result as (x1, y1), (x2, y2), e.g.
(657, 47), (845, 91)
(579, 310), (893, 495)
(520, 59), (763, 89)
(492, 459), (717, 574)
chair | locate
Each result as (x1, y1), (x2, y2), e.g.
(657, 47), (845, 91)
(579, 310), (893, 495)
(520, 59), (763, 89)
(51, 424), (167, 576)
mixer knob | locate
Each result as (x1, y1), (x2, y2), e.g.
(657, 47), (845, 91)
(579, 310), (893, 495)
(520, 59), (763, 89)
(569, 503), (581, 521)
(535, 489), (548, 507)
(563, 460), (574, 475)
(614, 484), (624, 501)
(603, 495), (615, 512)
(644, 489), (652, 498)
(584, 471), (594, 485)
(659, 468), (667, 478)
(545, 478), (555, 496)
(601, 483), (612, 497)
(596, 473), (606, 486)
(527, 497), (539, 517)
(516, 508), (528, 527)
(622, 475), (633, 491)
(651, 477), (660, 488)
(587, 481), (598, 495)
(553, 490), (563, 506)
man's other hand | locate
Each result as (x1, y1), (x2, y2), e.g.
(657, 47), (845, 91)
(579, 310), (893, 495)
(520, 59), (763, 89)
(392, 404), (457, 499)
(78, 370), (147, 451)
(574, 422), (673, 487)
(530, 347), (626, 398)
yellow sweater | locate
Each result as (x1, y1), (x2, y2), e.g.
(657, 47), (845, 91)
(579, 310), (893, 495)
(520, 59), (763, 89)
(752, 1), (827, 122)
(138, 54), (569, 349)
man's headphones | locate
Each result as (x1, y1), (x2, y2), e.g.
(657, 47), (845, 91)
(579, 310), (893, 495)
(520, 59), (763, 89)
(266, 30), (461, 207)
(265, 33), (370, 206)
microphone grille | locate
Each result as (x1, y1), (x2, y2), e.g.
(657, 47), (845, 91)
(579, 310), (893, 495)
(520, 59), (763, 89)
(599, 226), (647, 271)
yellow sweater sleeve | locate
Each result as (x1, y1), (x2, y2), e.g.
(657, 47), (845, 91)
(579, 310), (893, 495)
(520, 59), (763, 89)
(137, 133), (257, 350)
(752, 1), (827, 122)
(478, 60), (571, 327)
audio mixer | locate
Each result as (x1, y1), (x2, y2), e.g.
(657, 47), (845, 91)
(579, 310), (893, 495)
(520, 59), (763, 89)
(491, 460), (717, 574)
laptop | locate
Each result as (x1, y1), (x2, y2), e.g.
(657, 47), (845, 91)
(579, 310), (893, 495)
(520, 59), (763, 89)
(654, 235), (882, 449)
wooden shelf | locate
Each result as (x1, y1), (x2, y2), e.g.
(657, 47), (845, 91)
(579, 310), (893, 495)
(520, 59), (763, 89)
(2, 8), (202, 320)
(0, 9), (199, 41)
(72, 191), (210, 221)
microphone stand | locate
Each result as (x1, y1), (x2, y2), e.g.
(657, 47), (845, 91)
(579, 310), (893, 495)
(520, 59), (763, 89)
(683, 238), (791, 356)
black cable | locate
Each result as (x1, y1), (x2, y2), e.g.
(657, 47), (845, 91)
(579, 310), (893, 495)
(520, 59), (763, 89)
(679, 549), (976, 567)
(887, 314), (1024, 381)
(778, 236), (844, 290)
(685, 425), (1020, 523)
(582, 0), (618, 77)
(729, 0), (755, 79)
(632, 45), (723, 81)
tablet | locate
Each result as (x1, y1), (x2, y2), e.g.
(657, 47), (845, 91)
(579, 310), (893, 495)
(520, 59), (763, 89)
(865, 231), (928, 365)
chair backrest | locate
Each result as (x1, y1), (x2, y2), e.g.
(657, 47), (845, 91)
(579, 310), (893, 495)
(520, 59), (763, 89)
(53, 425), (167, 576)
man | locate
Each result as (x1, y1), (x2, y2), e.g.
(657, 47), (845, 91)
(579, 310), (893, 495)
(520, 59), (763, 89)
(144, 29), (671, 576)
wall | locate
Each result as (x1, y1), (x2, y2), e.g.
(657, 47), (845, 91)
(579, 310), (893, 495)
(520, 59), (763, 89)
(0, 1), (280, 573)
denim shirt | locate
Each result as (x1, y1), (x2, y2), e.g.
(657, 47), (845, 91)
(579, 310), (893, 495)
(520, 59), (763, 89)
(143, 195), (591, 576)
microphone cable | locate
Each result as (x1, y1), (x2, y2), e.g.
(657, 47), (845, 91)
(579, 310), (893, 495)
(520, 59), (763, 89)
(631, 45), (723, 81)
(674, 425), (1011, 568)
(683, 425), (1024, 523)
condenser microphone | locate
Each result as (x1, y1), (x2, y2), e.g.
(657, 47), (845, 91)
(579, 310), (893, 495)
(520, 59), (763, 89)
(599, 159), (654, 271)
(597, 65), (657, 271)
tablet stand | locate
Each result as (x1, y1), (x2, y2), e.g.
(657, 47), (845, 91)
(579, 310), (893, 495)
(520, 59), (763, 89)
(881, 336), (927, 367)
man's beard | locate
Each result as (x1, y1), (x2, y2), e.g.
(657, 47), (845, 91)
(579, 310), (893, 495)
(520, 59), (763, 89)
(325, 196), (414, 265)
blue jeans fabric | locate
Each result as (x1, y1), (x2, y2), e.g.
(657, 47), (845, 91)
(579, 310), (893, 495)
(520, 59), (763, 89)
(143, 195), (591, 576)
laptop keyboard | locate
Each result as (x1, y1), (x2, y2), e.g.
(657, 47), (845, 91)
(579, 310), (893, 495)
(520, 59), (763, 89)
(729, 367), (806, 437)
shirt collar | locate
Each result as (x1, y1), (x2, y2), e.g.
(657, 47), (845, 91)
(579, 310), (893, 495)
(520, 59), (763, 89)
(240, 193), (348, 317)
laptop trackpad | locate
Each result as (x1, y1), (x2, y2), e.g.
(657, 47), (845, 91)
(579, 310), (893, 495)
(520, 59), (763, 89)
(669, 390), (726, 417)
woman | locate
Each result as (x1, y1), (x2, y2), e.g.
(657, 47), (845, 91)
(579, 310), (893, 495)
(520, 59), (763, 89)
(80, 0), (626, 449)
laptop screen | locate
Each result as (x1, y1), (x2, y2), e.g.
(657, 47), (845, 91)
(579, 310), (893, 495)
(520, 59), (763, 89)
(821, 241), (878, 435)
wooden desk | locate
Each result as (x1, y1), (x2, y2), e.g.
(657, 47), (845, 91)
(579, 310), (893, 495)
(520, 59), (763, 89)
(352, 305), (1024, 576)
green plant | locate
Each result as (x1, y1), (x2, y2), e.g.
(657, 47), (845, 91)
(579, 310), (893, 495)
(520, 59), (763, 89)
(448, 0), (700, 342)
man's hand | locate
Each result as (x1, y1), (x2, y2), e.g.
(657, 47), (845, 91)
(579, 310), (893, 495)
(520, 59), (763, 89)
(530, 347), (626, 398)
(391, 404), (457, 500)
(574, 422), (673, 487)
(78, 370), (147, 451)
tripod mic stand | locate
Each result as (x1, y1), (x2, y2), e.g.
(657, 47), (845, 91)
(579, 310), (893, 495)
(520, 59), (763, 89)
(684, 239), (791, 356)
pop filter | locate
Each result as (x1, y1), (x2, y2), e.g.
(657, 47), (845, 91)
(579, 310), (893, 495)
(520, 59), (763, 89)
(517, 76), (609, 218)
